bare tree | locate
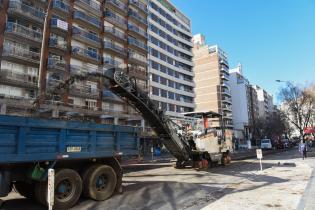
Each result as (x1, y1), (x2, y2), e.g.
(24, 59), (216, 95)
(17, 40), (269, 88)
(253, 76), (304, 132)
(279, 83), (315, 140)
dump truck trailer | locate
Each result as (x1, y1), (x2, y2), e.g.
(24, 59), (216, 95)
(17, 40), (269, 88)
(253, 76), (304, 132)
(0, 115), (139, 209)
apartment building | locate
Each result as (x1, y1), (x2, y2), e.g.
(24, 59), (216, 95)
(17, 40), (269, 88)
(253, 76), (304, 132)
(229, 64), (251, 142)
(147, 0), (195, 117)
(0, 0), (148, 125)
(252, 85), (273, 120)
(192, 34), (233, 130)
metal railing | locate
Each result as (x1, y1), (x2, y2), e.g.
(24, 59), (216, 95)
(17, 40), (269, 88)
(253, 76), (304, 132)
(0, 69), (38, 86)
(70, 84), (100, 97)
(2, 43), (40, 63)
(129, 0), (148, 13)
(104, 10), (127, 27)
(52, 0), (70, 13)
(103, 57), (122, 67)
(104, 26), (126, 40)
(106, 0), (127, 12)
(73, 10), (100, 28)
(128, 51), (147, 63)
(76, 0), (100, 11)
(72, 46), (101, 62)
(104, 41), (126, 55)
(70, 64), (102, 75)
(49, 38), (67, 50)
(5, 22), (42, 42)
(128, 37), (147, 50)
(128, 9), (147, 25)
(47, 57), (66, 71)
(72, 26), (101, 44)
(8, 0), (45, 21)
(128, 23), (147, 37)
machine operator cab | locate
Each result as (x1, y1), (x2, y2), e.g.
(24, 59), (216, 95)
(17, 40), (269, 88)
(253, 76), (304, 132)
(173, 111), (232, 165)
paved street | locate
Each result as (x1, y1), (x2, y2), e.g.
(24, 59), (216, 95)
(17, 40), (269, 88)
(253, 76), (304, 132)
(1, 149), (314, 210)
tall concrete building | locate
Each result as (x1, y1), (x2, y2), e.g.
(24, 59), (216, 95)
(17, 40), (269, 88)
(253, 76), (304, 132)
(192, 34), (233, 129)
(0, 0), (148, 125)
(147, 0), (195, 117)
(252, 85), (273, 120)
(228, 64), (251, 142)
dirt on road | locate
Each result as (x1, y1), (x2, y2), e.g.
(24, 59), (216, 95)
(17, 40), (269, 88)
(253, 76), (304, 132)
(0, 150), (312, 210)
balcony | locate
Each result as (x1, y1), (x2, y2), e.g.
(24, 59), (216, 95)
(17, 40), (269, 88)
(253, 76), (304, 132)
(220, 59), (229, 68)
(104, 41), (127, 57)
(222, 104), (232, 111)
(129, 0), (148, 13)
(221, 96), (232, 104)
(0, 69), (38, 89)
(70, 84), (100, 99)
(49, 38), (67, 53)
(220, 66), (229, 74)
(50, 18), (68, 35)
(2, 43), (40, 66)
(72, 46), (101, 64)
(128, 51), (147, 66)
(47, 78), (63, 90)
(128, 37), (147, 52)
(5, 22), (42, 46)
(72, 26), (101, 48)
(103, 57), (122, 67)
(128, 23), (147, 38)
(73, 10), (100, 30)
(8, 1), (45, 24)
(106, 0), (127, 15)
(52, 0), (70, 15)
(47, 57), (66, 72)
(221, 72), (229, 81)
(70, 65), (102, 78)
(128, 66), (147, 80)
(104, 26), (126, 42)
(75, 0), (101, 16)
(128, 9), (147, 26)
(221, 81), (230, 88)
(221, 88), (231, 96)
(104, 10), (127, 30)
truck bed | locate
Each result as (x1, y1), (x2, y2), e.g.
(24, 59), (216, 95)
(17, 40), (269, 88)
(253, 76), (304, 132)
(0, 115), (139, 164)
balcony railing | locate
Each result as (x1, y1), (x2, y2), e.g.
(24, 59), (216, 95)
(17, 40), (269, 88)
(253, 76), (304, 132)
(128, 9), (147, 25)
(129, 0), (148, 13)
(128, 52), (147, 64)
(5, 22), (42, 42)
(52, 0), (70, 13)
(75, 0), (101, 12)
(103, 57), (122, 67)
(104, 26), (126, 40)
(47, 57), (66, 71)
(2, 43), (40, 63)
(70, 64), (102, 76)
(0, 69), (38, 87)
(72, 46), (101, 62)
(104, 41), (126, 55)
(128, 23), (147, 38)
(49, 38), (67, 50)
(106, 0), (127, 13)
(104, 10), (127, 28)
(72, 26), (101, 46)
(8, 1), (45, 22)
(47, 78), (63, 88)
(70, 84), (100, 98)
(128, 37), (147, 51)
(73, 10), (100, 28)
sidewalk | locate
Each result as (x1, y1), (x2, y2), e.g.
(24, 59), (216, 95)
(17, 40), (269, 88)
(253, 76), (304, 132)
(297, 150), (315, 210)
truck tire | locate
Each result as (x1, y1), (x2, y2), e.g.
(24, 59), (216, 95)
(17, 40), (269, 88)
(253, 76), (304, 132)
(35, 169), (83, 210)
(82, 165), (117, 201)
(14, 181), (35, 199)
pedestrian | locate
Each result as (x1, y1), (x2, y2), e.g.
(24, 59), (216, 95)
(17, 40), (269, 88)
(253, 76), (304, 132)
(299, 141), (307, 160)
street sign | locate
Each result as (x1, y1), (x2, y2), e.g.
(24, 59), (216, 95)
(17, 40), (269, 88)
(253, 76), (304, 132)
(47, 169), (55, 210)
(256, 149), (263, 171)
(256, 149), (263, 159)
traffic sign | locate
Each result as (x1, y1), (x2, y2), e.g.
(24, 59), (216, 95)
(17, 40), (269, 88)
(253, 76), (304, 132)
(256, 149), (263, 159)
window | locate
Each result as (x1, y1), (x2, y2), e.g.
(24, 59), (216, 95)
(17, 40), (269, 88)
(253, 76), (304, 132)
(160, 65), (167, 73)
(160, 89), (167, 98)
(151, 61), (159, 70)
(151, 48), (158, 58)
(152, 87), (159, 96)
(152, 74), (159, 82)
(168, 91), (175, 100)
(160, 77), (167, 85)
(168, 80), (175, 88)
(168, 104), (175, 112)
(160, 53), (166, 62)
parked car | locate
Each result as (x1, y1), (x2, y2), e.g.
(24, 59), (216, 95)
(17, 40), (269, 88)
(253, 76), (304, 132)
(260, 139), (273, 150)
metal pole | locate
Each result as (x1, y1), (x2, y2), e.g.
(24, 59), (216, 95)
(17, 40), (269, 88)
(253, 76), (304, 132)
(38, 0), (52, 108)
(260, 158), (262, 171)
(47, 169), (55, 210)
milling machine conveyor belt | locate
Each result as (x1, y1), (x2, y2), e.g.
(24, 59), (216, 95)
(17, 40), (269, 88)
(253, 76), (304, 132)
(103, 68), (191, 161)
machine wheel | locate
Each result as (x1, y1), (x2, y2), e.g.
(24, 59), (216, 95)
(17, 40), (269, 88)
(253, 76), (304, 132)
(82, 165), (117, 201)
(221, 152), (231, 166)
(35, 169), (83, 210)
(14, 181), (35, 199)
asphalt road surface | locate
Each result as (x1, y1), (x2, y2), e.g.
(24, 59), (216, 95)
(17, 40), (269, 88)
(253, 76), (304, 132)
(1, 149), (313, 210)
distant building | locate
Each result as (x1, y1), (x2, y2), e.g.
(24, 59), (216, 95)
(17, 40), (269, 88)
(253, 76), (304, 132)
(252, 85), (273, 120)
(229, 64), (251, 143)
(192, 34), (233, 130)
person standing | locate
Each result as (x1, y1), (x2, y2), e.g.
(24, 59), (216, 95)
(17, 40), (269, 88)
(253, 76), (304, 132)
(299, 141), (307, 160)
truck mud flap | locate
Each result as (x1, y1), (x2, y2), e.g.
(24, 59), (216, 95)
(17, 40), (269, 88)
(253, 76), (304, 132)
(0, 170), (11, 197)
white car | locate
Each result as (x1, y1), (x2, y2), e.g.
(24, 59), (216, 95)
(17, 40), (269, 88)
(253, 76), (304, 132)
(261, 139), (273, 150)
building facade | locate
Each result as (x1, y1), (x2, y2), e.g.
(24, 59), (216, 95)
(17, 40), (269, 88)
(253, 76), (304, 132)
(192, 34), (233, 130)
(147, 0), (195, 117)
(229, 64), (251, 142)
(252, 85), (273, 121)
(0, 0), (148, 125)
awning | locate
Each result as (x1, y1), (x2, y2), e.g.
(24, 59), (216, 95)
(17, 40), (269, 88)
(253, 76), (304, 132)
(304, 126), (315, 134)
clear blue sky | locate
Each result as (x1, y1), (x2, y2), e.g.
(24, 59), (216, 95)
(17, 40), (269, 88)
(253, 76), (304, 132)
(172, 0), (315, 102)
